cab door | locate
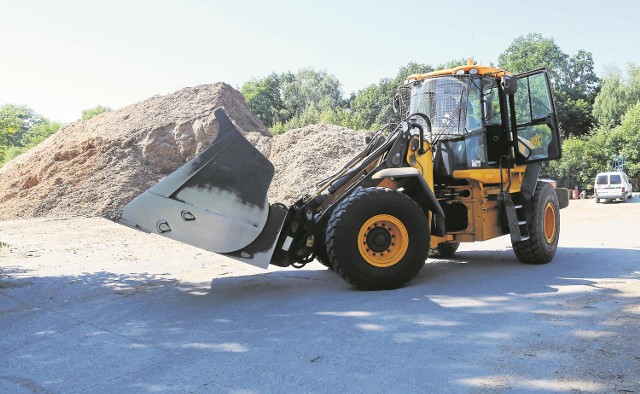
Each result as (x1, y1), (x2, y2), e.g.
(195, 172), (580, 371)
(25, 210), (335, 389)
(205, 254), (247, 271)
(512, 70), (561, 164)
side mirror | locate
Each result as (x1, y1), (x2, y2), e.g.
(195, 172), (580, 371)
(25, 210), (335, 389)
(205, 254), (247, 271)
(501, 74), (518, 95)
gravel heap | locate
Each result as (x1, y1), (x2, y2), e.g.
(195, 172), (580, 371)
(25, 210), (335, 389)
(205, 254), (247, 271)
(267, 125), (366, 204)
(0, 84), (366, 220)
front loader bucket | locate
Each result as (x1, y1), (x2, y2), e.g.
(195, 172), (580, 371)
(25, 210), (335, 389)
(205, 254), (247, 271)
(119, 108), (287, 268)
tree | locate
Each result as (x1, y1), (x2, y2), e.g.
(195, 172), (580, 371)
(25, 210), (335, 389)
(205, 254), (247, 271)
(278, 68), (343, 122)
(1, 104), (60, 165)
(545, 136), (590, 188)
(553, 92), (594, 137)
(270, 96), (356, 135)
(0, 104), (41, 147)
(558, 50), (600, 100)
(348, 84), (388, 129)
(240, 68), (345, 131)
(613, 101), (640, 180)
(240, 73), (283, 128)
(498, 33), (568, 83)
(81, 105), (111, 121)
(592, 63), (640, 127)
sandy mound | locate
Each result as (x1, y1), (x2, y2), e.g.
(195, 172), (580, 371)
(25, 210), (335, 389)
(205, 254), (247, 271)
(267, 125), (366, 204)
(0, 84), (367, 220)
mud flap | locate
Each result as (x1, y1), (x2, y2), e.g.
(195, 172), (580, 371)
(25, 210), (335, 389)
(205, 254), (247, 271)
(119, 108), (286, 268)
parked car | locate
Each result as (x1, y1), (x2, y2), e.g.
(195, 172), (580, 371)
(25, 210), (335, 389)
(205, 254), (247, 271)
(593, 171), (633, 203)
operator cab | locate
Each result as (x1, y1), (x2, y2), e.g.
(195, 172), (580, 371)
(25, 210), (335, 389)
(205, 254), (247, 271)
(402, 63), (560, 179)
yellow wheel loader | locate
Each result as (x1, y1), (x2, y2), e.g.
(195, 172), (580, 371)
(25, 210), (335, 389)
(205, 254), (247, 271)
(119, 61), (567, 290)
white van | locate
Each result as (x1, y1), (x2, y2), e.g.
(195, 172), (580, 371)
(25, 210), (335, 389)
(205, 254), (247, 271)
(594, 171), (633, 203)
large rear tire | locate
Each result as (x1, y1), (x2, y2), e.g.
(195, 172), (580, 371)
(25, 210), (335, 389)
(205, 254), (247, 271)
(326, 188), (429, 290)
(513, 182), (560, 264)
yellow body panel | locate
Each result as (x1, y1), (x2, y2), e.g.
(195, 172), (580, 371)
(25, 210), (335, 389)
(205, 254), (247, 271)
(425, 164), (528, 248)
(452, 166), (527, 190)
(407, 137), (434, 185)
(429, 179), (510, 248)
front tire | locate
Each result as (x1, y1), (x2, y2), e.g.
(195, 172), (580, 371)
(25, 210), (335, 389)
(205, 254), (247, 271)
(315, 234), (334, 270)
(326, 188), (429, 290)
(513, 182), (560, 264)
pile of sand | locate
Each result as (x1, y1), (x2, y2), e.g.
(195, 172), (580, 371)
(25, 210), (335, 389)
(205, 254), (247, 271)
(266, 125), (366, 204)
(0, 83), (366, 220)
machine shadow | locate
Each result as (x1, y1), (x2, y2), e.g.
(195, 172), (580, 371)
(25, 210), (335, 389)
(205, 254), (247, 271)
(203, 246), (639, 300)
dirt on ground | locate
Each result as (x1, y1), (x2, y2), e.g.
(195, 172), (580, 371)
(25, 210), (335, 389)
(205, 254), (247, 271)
(0, 84), (366, 221)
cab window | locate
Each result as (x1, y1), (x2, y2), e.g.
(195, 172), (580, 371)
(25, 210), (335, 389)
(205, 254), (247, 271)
(513, 71), (560, 163)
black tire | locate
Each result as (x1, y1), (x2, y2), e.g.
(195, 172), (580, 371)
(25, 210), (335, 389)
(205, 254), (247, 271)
(513, 182), (560, 264)
(429, 242), (460, 258)
(326, 187), (429, 290)
(595, 198), (600, 203)
(315, 236), (334, 270)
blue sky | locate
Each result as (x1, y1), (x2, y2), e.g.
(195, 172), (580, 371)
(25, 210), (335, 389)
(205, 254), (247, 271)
(1, 0), (638, 122)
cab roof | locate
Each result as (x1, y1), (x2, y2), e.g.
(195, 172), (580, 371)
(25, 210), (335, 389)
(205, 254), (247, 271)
(406, 59), (509, 82)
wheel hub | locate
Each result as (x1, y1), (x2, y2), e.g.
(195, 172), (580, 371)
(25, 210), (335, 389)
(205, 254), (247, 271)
(366, 227), (392, 252)
(543, 201), (556, 244)
(357, 214), (409, 268)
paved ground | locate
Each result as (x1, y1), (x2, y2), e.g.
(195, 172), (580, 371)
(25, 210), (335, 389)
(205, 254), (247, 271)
(1, 196), (639, 393)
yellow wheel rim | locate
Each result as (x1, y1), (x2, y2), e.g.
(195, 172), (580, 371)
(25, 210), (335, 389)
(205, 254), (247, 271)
(543, 202), (556, 244)
(357, 214), (409, 268)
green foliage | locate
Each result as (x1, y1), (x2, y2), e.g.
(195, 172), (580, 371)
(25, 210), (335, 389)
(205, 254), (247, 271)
(240, 73), (284, 128)
(553, 91), (594, 137)
(613, 101), (640, 180)
(240, 61), (467, 132)
(592, 64), (640, 127)
(498, 33), (599, 136)
(242, 38), (602, 137)
(0, 104), (40, 147)
(81, 105), (111, 121)
(279, 68), (343, 121)
(545, 136), (590, 188)
(270, 97), (360, 135)
(498, 33), (568, 82)
(240, 68), (344, 130)
(560, 50), (600, 100)
(0, 104), (60, 166)
(347, 84), (387, 130)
